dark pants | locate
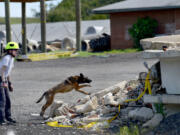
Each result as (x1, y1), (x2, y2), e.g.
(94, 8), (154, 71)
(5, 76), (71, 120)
(0, 84), (11, 121)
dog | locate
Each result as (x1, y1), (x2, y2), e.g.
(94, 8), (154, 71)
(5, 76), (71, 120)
(36, 73), (92, 116)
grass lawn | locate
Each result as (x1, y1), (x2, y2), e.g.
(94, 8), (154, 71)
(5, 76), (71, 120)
(35, 48), (140, 60)
(0, 17), (40, 24)
(77, 48), (141, 57)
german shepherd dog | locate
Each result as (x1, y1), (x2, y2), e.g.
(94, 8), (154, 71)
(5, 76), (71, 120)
(36, 73), (92, 116)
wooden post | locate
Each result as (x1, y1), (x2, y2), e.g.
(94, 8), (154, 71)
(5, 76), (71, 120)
(40, 0), (46, 52)
(75, 0), (81, 51)
(5, 0), (11, 42)
(22, 2), (27, 55)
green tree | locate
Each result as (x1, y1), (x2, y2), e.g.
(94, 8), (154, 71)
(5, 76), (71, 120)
(128, 17), (158, 49)
(45, 0), (122, 22)
(31, 9), (40, 18)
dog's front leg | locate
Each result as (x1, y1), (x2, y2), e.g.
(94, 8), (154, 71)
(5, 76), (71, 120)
(75, 88), (90, 95)
(74, 84), (90, 95)
(78, 84), (91, 88)
(73, 83), (91, 95)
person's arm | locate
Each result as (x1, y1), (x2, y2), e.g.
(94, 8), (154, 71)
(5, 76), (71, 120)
(7, 76), (10, 83)
(0, 65), (8, 88)
(7, 76), (13, 92)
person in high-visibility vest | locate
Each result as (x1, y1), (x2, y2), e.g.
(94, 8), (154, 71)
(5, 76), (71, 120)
(0, 41), (19, 125)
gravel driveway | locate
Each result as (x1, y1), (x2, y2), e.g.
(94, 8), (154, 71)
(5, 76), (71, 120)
(0, 52), (157, 135)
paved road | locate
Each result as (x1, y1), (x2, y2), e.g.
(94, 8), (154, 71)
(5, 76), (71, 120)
(1, 52), (157, 134)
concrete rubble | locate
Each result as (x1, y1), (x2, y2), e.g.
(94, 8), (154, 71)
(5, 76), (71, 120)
(49, 100), (64, 118)
(140, 35), (180, 50)
(128, 107), (154, 122)
(75, 96), (98, 113)
(17, 39), (63, 54)
(140, 34), (180, 134)
(45, 70), (165, 131)
(142, 113), (163, 128)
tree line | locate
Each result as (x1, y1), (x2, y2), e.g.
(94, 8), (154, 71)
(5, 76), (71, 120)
(32, 0), (122, 22)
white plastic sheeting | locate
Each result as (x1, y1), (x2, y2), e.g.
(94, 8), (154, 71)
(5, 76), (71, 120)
(0, 20), (110, 43)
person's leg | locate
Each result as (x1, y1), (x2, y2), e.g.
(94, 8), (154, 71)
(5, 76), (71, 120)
(4, 88), (16, 123)
(0, 87), (6, 124)
(4, 88), (11, 119)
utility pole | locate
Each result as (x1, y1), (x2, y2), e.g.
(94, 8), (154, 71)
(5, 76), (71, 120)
(22, 2), (27, 55)
(40, 0), (46, 52)
(5, 0), (11, 43)
(75, 0), (81, 51)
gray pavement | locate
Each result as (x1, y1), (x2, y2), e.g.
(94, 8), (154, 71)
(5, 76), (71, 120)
(1, 52), (157, 134)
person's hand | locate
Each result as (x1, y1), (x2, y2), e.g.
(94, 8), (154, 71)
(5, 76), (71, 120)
(8, 82), (13, 92)
(1, 82), (8, 88)
(9, 84), (13, 92)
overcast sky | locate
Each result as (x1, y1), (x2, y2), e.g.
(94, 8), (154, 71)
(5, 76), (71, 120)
(0, 0), (62, 17)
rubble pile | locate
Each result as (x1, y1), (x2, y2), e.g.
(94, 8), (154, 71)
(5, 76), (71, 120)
(46, 77), (164, 131)
(18, 39), (62, 54)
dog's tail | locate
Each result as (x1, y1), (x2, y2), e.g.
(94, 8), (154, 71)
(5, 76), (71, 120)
(36, 92), (47, 103)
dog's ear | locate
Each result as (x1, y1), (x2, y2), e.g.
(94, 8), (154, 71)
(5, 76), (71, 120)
(80, 73), (84, 77)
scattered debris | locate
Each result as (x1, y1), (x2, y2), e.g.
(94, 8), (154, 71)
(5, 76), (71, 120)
(143, 113), (163, 128)
(62, 37), (76, 51)
(43, 72), (164, 132)
(36, 61), (178, 133)
(140, 35), (180, 50)
(128, 107), (154, 122)
(27, 39), (39, 51)
(48, 41), (61, 49)
(49, 100), (64, 118)
(153, 112), (180, 135)
(104, 92), (119, 106)
(46, 45), (60, 52)
(75, 96), (98, 114)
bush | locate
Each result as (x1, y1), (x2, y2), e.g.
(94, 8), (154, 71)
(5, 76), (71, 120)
(128, 17), (158, 49)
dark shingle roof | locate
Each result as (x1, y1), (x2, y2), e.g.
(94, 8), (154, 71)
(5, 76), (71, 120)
(93, 0), (180, 14)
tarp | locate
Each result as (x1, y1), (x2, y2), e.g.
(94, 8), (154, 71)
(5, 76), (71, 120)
(0, 20), (110, 43)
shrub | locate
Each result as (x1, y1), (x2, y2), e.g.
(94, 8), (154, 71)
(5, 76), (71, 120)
(128, 17), (158, 49)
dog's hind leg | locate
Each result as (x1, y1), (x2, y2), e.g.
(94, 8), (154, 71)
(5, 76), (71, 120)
(40, 94), (55, 116)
